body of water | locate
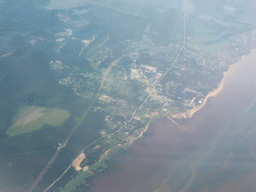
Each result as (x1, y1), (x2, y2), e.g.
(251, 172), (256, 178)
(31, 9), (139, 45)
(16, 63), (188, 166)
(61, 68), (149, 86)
(87, 50), (256, 192)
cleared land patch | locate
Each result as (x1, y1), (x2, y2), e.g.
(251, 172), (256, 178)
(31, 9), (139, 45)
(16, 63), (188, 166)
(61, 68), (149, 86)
(6, 106), (71, 136)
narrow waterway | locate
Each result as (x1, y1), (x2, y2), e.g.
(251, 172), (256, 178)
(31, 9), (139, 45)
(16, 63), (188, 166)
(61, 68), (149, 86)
(88, 49), (256, 192)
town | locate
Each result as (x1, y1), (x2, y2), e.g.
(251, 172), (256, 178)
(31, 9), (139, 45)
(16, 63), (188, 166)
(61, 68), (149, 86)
(48, 7), (256, 191)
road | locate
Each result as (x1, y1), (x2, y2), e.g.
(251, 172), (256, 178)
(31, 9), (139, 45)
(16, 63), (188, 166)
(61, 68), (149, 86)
(43, 1), (187, 191)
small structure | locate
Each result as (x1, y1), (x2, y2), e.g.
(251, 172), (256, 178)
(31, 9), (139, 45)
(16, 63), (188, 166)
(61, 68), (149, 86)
(82, 166), (89, 171)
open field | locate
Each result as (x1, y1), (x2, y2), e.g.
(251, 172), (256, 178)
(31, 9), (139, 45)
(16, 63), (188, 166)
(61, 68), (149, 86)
(6, 106), (71, 136)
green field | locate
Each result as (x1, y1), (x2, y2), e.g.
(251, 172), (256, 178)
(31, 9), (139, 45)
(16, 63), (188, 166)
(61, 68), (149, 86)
(6, 106), (71, 136)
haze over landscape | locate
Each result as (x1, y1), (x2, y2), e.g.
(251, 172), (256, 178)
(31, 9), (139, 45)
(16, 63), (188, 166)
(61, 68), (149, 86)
(1, 0), (256, 191)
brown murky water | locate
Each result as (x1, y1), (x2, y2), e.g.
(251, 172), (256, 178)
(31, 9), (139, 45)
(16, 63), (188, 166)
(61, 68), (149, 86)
(88, 51), (256, 192)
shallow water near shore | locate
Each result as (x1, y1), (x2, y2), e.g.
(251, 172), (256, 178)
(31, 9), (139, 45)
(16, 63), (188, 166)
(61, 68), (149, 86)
(87, 49), (256, 192)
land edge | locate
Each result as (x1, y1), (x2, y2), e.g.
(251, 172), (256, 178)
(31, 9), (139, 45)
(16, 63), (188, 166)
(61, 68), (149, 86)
(62, 50), (256, 190)
(88, 49), (255, 169)
(172, 49), (256, 119)
(94, 114), (155, 166)
(125, 49), (255, 147)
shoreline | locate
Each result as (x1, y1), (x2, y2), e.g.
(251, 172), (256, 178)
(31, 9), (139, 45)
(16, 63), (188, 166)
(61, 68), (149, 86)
(172, 50), (255, 119)
(128, 113), (158, 146)
(128, 120), (151, 146)
(126, 49), (256, 146)
(127, 51), (251, 143)
(86, 48), (256, 192)
(68, 50), (256, 190)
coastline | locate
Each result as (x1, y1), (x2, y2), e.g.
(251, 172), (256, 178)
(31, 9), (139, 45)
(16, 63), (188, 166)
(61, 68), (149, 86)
(172, 50), (255, 119)
(127, 51), (252, 143)
(63, 50), (256, 191)
(87, 48), (256, 192)
(128, 116), (153, 146)
(93, 115), (155, 164)
(114, 49), (256, 149)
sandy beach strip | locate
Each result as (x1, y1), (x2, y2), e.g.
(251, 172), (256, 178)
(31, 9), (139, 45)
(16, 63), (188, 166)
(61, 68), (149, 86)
(173, 49), (256, 119)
